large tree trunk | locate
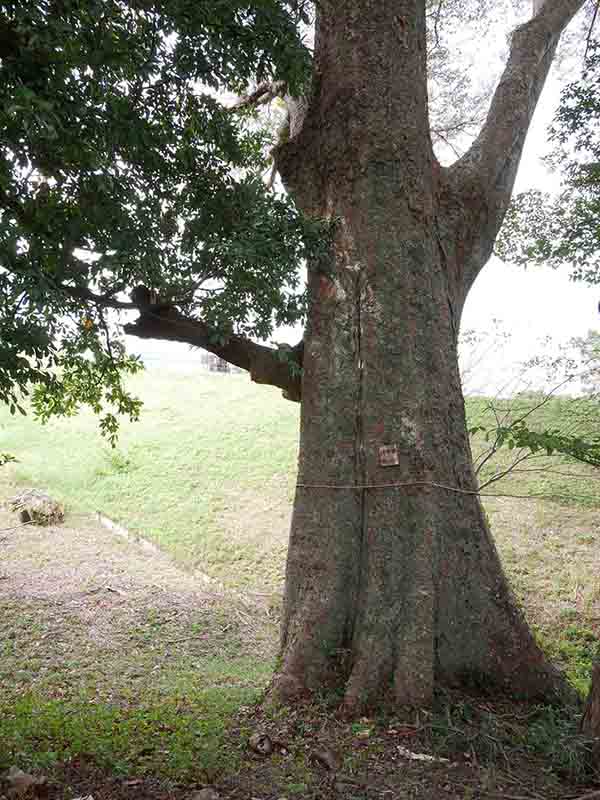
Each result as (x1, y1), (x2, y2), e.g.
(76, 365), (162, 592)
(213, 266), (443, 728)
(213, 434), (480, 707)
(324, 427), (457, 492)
(581, 662), (600, 768)
(582, 662), (600, 738)
(125, 0), (585, 712)
(269, 0), (580, 713)
(274, 182), (569, 712)
(276, 251), (569, 710)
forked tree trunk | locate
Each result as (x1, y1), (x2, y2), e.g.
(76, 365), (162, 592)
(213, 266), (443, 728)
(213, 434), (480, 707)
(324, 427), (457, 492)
(269, 0), (582, 712)
(127, 0), (586, 712)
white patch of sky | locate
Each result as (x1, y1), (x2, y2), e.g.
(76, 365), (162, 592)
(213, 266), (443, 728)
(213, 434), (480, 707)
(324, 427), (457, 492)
(458, 6), (598, 395)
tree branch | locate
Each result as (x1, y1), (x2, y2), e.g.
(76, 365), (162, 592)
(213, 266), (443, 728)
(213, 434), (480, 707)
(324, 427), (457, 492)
(460, 0), (585, 190)
(228, 80), (287, 112)
(49, 281), (305, 399)
(446, 0), (586, 291)
(63, 285), (137, 309)
(123, 309), (303, 402)
(226, 80), (311, 195)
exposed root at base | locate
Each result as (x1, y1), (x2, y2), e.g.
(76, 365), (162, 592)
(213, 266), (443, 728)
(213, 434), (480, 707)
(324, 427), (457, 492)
(267, 664), (580, 718)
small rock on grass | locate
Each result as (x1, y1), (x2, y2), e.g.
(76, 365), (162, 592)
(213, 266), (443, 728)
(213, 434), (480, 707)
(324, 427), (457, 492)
(189, 788), (219, 800)
(248, 732), (273, 755)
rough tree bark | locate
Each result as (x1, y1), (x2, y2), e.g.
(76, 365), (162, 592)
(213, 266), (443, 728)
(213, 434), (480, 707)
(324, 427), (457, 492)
(582, 662), (600, 738)
(581, 661), (600, 768)
(126, 0), (585, 711)
(271, 0), (584, 712)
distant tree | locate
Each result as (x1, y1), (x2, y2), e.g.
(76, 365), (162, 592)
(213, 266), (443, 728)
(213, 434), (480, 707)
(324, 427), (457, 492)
(497, 38), (600, 283)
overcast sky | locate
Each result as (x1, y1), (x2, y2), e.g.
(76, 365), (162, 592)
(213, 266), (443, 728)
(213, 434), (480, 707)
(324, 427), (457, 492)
(460, 53), (598, 393)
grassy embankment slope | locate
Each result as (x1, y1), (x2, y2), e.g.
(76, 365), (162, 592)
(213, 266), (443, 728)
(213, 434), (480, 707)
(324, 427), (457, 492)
(2, 371), (299, 590)
(0, 369), (599, 785)
(2, 371), (598, 589)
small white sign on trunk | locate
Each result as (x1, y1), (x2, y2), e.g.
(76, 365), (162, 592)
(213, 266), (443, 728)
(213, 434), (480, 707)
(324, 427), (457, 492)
(378, 444), (400, 467)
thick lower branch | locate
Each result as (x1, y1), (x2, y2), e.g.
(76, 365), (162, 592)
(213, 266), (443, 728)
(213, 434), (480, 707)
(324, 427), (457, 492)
(123, 309), (302, 402)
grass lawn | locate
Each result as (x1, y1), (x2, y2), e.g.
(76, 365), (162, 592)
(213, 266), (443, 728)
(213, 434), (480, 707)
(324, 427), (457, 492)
(1, 369), (599, 795)
(0, 371), (299, 591)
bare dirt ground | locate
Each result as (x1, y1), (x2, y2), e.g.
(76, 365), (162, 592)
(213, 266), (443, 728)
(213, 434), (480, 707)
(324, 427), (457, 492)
(1, 507), (598, 800)
(0, 508), (219, 616)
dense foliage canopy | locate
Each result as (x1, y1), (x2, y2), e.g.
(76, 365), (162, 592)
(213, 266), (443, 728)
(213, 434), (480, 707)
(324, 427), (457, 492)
(0, 0), (319, 439)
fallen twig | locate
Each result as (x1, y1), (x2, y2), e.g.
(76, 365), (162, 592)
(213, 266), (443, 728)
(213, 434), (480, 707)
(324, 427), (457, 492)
(486, 794), (543, 800)
(0, 520), (32, 532)
(84, 585), (128, 597)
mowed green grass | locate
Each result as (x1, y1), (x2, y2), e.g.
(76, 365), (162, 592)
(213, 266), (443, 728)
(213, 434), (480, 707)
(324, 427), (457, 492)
(1, 370), (599, 782)
(1, 372), (599, 593)
(2, 373), (597, 586)
(0, 370), (299, 590)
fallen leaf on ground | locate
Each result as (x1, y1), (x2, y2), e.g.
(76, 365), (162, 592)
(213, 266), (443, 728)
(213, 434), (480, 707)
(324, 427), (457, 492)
(248, 733), (273, 755)
(397, 746), (452, 764)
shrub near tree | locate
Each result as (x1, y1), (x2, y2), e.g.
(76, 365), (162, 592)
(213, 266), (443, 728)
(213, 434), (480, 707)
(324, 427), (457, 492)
(1, 0), (597, 713)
